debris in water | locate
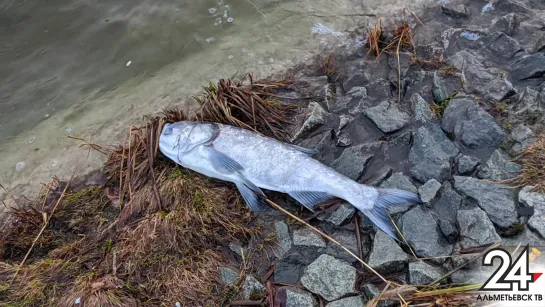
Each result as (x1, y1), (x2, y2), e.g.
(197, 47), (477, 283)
(44, 114), (50, 118)
(65, 126), (72, 134)
(175, 303), (181, 307)
(228, 55), (234, 59)
(460, 31), (480, 41)
(126, 61), (132, 67)
(311, 23), (344, 37)
(51, 160), (58, 168)
(15, 162), (25, 172)
(75, 298), (81, 304)
(28, 136), (35, 144)
(205, 37), (216, 43)
(227, 17), (234, 23)
(214, 17), (222, 25)
(269, 58), (274, 63)
(208, 7), (217, 14)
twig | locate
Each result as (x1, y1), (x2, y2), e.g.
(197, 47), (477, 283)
(9, 169), (77, 284)
(396, 29), (405, 103)
(354, 214), (365, 270)
(389, 213), (418, 259)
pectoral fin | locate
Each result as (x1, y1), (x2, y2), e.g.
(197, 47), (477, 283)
(235, 182), (269, 212)
(200, 145), (265, 196)
(288, 191), (336, 212)
(287, 144), (320, 155)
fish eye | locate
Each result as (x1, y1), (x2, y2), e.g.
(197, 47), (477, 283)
(164, 127), (173, 135)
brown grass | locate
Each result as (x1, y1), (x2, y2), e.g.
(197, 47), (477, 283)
(0, 74), (295, 306)
(504, 134), (545, 192)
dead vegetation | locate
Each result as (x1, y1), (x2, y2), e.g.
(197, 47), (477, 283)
(505, 134), (545, 192)
(0, 74), (295, 306)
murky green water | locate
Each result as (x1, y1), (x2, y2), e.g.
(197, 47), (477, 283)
(0, 0), (429, 203)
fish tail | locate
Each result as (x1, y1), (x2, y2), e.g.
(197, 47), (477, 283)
(362, 188), (422, 240)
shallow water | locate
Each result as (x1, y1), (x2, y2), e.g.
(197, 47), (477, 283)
(0, 0), (434, 203)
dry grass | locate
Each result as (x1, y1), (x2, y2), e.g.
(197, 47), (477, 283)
(504, 134), (545, 192)
(0, 74), (295, 306)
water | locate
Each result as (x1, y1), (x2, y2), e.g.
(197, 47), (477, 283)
(0, 0), (432, 202)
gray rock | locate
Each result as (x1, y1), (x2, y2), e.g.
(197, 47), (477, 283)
(419, 179), (442, 204)
(493, 13), (520, 36)
(477, 150), (521, 180)
(325, 229), (367, 264)
(361, 284), (397, 306)
(482, 77), (516, 102)
(326, 203), (355, 226)
(457, 155), (480, 175)
(329, 95), (354, 113)
(219, 267), (239, 286)
(326, 296), (365, 307)
(380, 172), (417, 194)
(344, 73), (370, 92)
(368, 230), (409, 273)
(401, 207), (453, 262)
(451, 266), (493, 284)
(335, 131), (353, 147)
(511, 87), (545, 125)
(409, 124), (459, 183)
(242, 275), (266, 299)
(338, 115), (352, 131)
(229, 242), (246, 257)
(410, 93), (435, 123)
(457, 208), (502, 249)
(363, 101), (411, 133)
(292, 102), (328, 141)
(365, 78), (392, 98)
(408, 261), (445, 285)
(284, 287), (317, 307)
(453, 176), (518, 229)
(433, 184), (462, 220)
(501, 227), (545, 248)
(275, 221), (293, 258)
(511, 51), (545, 81)
(441, 97), (505, 149)
(293, 228), (326, 248)
(439, 219), (459, 244)
(486, 32), (524, 62)
(432, 71), (448, 104)
(274, 248), (322, 284)
(441, 4), (468, 18)
(519, 186), (545, 238)
(510, 124), (535, 155)
(363, 166), (393, 186)
(301, 254), (357, 301)
(347, 86), (368, 99)
(333, 143), (380, 180)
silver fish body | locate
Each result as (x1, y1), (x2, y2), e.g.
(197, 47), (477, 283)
(159, 121), (421, 239)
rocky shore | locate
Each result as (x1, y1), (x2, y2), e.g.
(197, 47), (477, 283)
(217, 1), (545, 305)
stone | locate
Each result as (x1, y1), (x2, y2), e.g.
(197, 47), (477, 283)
(325, 229), (367, 264)
(510, 124), (535, 155)
(301, 254), (357, 301)
(401, 207), (453, 262)
(439, 219), (459, 244)
(229, 242), (246, 257)
(410, 93), (435, 123)
(338, 115), (352, 131)
(363, 166), (393, 186)
(451, 267), (493, 284)
(363, 101), (411, 133)
(361, 284), (397, 306)
(409, 124), (459, 183)
(432, 71), (448, 103)
(335, 131), (352, 147)
(333, 143), (380, 180)
(482, 77), (516, 102)
(408, 261), (445, 285)
(368, 230), (409, 273)
(283, 287), (317, 307)
(293, 228), (326, 248)
(511, 51), (545, 81)
(433, 184), (462, 220)
(441, 4), (468, 18)
(418, 179), (442, 204)
(347, 86), (368, 99)
(502, 227), (545, 248)
(326, 203), (355, 226)
(365, 78), (392, 98)
(274, 248), (322, 284)
(326, 296), (365, 307)
(219, 267), (239, 286)
(457, 208), (502, 249)
(297, 76), (330, 99)
(477, 150), (521, 180)
(519, 186), (545, 238)
(486, 32), (524, 61)
(511, 87), (545, 125)
(493, 13), (520, 36)
(292, 102), (328, 142)
(453, 176), (518, 229)
(441, 97), (505, 149)
(242, 275), (266, 299)
(343, 73), (370, 92)
(380, 172), (417, 194)
(457, 155), (479, 175)
(275, 221), (292, 258)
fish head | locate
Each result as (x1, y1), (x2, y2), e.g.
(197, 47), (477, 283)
(159, 121), (199, 162)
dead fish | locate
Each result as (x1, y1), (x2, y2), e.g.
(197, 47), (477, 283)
(159, 121), (421, 239)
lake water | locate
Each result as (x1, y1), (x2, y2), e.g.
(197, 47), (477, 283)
(0, 0), (434, 203)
